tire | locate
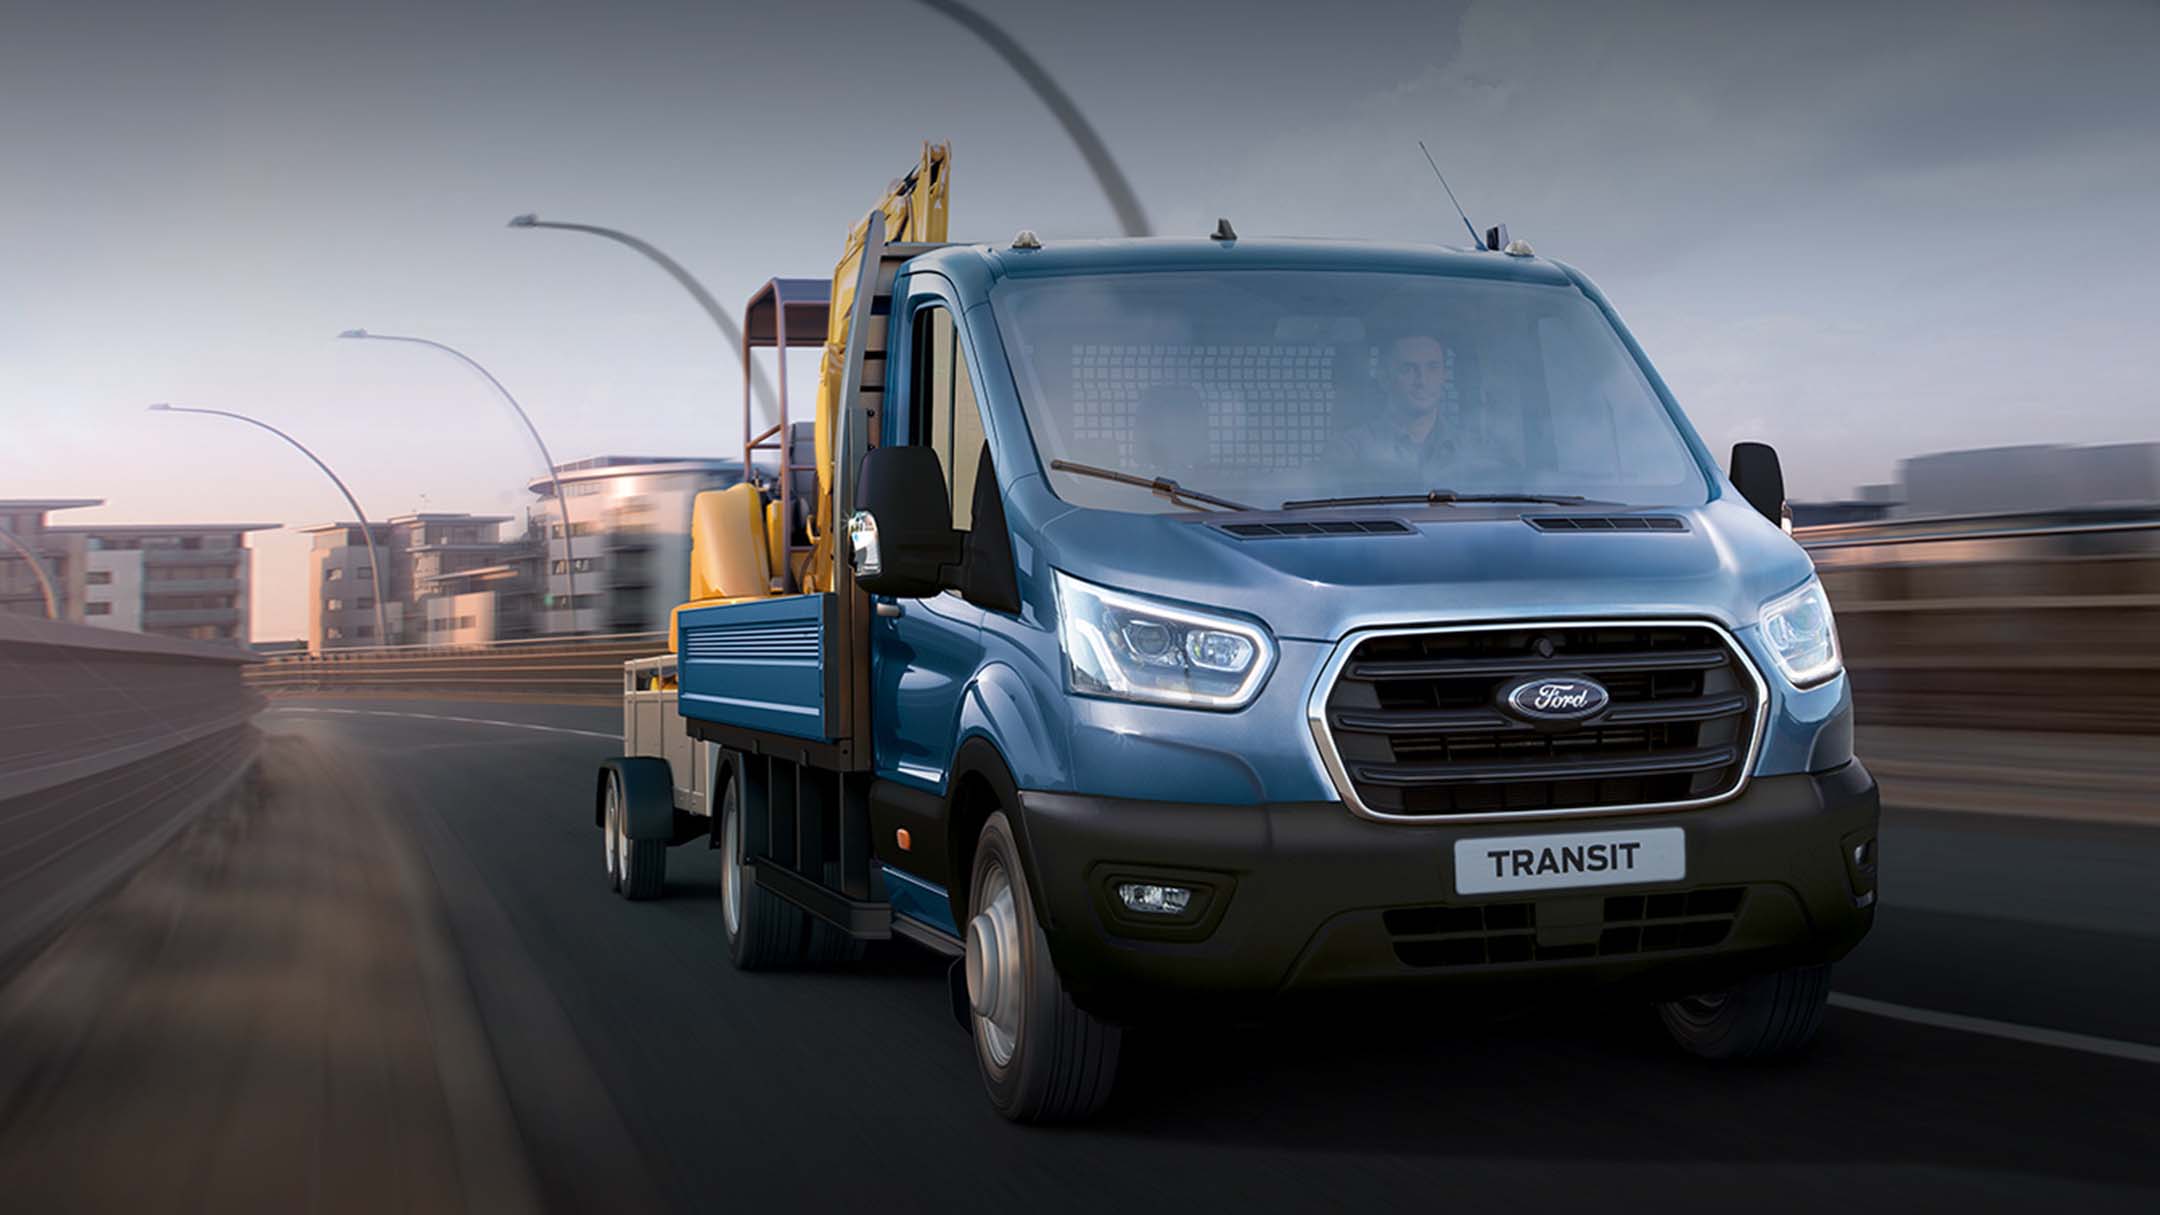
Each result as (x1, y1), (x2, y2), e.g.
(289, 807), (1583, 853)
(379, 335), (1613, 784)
(1659, 963), (1832, 1060)
(719, 776), (810, 970)
(964, 811), (1120, 1123)
(604, 770), (666, 901)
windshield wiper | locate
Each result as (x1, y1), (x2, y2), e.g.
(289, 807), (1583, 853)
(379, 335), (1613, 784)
(1049, 459), (1258, 513)
(1280, 489), (1600, 510)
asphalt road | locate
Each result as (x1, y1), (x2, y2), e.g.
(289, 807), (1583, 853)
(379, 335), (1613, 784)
(4, 698), (2157, 1212)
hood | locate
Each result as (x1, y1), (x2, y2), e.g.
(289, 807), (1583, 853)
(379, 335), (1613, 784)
(1032, 496), (1815, 642)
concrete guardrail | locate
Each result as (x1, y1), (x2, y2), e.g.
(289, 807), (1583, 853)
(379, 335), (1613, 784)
(0, 613), (264, 971)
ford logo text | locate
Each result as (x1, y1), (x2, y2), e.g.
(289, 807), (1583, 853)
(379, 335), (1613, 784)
(1499, 675), (1612, 728)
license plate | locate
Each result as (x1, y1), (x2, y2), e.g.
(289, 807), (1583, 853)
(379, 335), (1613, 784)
(1454, 827), (1685, 896)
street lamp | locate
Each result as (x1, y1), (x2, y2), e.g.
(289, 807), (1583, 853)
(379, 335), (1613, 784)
(504, 213), (778, 424)
(337, 329), (585, 633)
(147, 403), (392, 647)
(912, 0), (1152, 236)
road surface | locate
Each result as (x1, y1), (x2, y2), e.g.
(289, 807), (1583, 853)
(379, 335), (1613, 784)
(2, 698), (2155, 1212)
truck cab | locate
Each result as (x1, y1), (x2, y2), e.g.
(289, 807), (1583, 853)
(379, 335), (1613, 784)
(599, 157), (1876, 1123)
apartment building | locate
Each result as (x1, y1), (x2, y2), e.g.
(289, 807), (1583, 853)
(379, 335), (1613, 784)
(524, 456), (753, 635)
(0, 498), (102, 621)
(3, 500), (272, 645)
(53, 523), (276, 644)
(300, 512), (529, 651)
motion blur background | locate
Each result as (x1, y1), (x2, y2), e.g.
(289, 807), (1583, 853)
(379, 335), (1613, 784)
(4, 0), (2156, 643)
(3, 0), (2158, 1211)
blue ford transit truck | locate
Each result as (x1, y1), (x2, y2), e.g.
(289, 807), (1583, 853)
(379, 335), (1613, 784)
(597, 148), (1877, 1123)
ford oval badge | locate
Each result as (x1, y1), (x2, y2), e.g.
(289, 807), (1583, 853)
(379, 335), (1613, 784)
(1499, 674), (1611, 728)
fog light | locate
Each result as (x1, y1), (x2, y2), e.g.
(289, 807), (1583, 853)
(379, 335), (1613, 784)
(1852, 840), (1875, 868)
(1116, 882), (1192, 916)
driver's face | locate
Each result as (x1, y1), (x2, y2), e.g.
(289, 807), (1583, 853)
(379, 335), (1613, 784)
(1384, 336), (1450, 415)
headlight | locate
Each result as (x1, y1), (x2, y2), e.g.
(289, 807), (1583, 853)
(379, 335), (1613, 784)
(1052, 570), (1275, 709)
(1760, 578), (1842, 687)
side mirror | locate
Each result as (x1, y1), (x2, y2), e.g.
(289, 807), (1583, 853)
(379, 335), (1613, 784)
(850, 446), (961, 598)
(1728, 442), (1787, 529)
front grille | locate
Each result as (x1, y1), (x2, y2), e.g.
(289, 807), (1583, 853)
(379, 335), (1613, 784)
(1384, 887), (1747, 968)
(1317, 621), (1763, 820)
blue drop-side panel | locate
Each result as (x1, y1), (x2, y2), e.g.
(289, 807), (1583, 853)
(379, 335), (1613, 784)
(676, 594), (836, 741)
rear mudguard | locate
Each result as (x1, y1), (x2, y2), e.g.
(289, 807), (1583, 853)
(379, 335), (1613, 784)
(597, 757), (676, 840)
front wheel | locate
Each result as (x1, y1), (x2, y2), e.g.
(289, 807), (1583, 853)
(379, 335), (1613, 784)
(965, 811), (1120, 1123)
(1659, 963), (1832, 1060)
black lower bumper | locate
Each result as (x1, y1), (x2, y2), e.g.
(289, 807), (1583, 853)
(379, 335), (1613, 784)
(1016, 763), (1878, 1020)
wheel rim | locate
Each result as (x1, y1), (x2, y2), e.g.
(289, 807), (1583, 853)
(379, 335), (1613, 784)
(604, 777), (620, 880)
(721, 798), (742, 937)
(966, 861), (1024, 1069)
(610, 778), (631, 881)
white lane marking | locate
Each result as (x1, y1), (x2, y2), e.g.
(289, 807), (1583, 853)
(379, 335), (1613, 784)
(270, 705), (618, 741)
(1830, 993), (2160, 1066)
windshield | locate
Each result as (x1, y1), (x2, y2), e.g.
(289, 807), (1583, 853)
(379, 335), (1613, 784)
(991, 270), (1708, 514)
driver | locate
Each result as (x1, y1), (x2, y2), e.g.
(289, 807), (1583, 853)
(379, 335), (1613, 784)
(1326, 332), (1462, 483)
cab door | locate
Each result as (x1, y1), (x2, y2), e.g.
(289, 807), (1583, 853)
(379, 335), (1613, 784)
(871, 282), (988, 791)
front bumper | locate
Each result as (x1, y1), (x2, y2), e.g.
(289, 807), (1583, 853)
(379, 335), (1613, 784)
(1015, 762), (1878, 1020)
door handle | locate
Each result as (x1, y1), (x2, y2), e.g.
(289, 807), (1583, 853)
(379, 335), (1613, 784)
(875, 601), (904, 619)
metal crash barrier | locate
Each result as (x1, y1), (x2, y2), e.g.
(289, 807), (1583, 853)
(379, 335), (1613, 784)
(246, 632), (668, 702)
(1802, 509), (2160, 733)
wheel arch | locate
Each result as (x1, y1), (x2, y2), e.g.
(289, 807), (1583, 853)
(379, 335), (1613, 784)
(598, 756), (677, 840)
(945, 736), (1052, 933)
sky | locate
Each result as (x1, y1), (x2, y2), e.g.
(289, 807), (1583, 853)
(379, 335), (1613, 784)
(4, 0), (2156, 641)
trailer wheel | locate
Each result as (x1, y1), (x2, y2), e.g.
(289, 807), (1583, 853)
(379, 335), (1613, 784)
(719, 776), (810, 969)
(604, 770), (666, 901)
(965, 812), (1120, 1123)
(1659, 963), (1832, 1060)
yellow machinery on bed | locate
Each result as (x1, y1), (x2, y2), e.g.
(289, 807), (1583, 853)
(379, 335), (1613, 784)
(669, 143), (950, 651)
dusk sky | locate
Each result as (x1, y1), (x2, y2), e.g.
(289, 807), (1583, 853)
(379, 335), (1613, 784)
(4, 0), (2156, 641)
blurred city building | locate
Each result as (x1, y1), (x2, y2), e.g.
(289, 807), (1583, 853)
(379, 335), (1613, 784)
(1896, 442), (2160, 518)
(523, 456), (754, 636)
(1793, 441), (2160, 526)
(0, 499), (102, 621)
(295, 457), (760, 650)
(1, 499), (273, 646)
(300, 512), (529, 652)
(50, 522), (277, 644)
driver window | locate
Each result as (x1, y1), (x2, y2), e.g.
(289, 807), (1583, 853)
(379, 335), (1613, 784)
(911, 304), (988, 532)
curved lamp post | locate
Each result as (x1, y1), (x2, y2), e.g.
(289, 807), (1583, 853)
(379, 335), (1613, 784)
(504, 214), (778, 423)
(148, 403), (391, 646)
(913, 0), (1152, 236)
(337, 329), (584, 633)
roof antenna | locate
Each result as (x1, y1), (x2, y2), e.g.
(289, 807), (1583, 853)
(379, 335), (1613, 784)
(1417, 140), (1485, 250)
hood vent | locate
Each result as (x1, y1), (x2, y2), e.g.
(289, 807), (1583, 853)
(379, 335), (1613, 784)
(1526, 515), (1687, 533)
(1219, 519), (1414, 539)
